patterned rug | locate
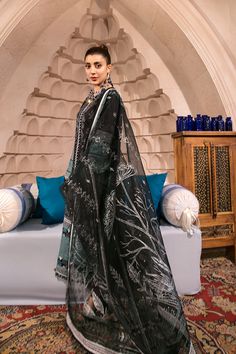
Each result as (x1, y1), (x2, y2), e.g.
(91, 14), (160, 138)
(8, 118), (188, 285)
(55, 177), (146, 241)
(0, 257), (235, 353)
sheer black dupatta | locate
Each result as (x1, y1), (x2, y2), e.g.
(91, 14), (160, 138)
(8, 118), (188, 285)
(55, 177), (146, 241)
(59, 88), (193, 354)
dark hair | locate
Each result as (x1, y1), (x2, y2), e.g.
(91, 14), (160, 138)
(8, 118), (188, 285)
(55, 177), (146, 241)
(84, 44), (111, 64)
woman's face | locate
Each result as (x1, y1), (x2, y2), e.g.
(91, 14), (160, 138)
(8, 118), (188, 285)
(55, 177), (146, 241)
(85, 54), (111, 91)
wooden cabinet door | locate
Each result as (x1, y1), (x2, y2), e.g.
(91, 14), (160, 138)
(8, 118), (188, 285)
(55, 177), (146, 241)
(172, 132), (236, 258)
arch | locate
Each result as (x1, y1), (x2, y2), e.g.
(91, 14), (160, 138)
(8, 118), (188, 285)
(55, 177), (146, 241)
(31, 137), (42, 153)
(121, 83), (135, 101)
(65, 83), (79, 101)
(41, 119), (55, 135)
(147, 99), (162, 117)
(129, 120), (141, 135)
(6, 135), (18, 153)
(115, 39), (129, 62)
(50, 80), (63, 98)
(140, 155), (148, 170)
(80, 15), (93, 38)
(159, 115), (175, 134)
(111, 66), (122, 83)
(1, 174), (18, 188)
(49, 138), (62, 153)
(5, 156), (16, 173)
(108, 44), (117, 63)
(74, 66), (87, 83)
(131, 101), (146, 118)
(18, 173), (35, 184)
(125, 62), (138, 81)
(149, 154), (164, 170)
(159, 94), (172, 112)
(70, 103), (81, 119)
(159, 135), (172, 152)
(107, 16), (120, 38)
(92, 18), (109, 40)
(27, 117), (39, 135)
(0, 155), (6, 172)
(137, 137), (153, 153)
(61, 61), (73, 80)
(142, 119), (151, 135)
(37, 98), (52, 116)
(38, 73), (52, 93)
(34, 155), (50, 171)
(49, 54), (60, 74)
(59, 121), (74, 136)
(18, 137), (28, 153)
(53, 101), (67, 118)
(70, 39), (88, 60)
(17, 156), (32, 172)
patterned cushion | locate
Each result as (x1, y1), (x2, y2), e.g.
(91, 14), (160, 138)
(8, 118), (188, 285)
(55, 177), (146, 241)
(160, 184), (199, 234)
(0, 186), (35, 232)
(21, 183), (42, 218)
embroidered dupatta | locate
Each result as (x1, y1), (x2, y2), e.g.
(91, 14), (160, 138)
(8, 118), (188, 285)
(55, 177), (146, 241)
(55, 88), (192, 354)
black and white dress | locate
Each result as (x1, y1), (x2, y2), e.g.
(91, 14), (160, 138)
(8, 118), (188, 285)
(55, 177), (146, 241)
(55, 87), (194, 354)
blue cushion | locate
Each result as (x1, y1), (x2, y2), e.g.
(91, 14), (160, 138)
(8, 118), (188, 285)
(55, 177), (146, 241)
(36, 176), (65, 225)
(146, 173), (167, 210)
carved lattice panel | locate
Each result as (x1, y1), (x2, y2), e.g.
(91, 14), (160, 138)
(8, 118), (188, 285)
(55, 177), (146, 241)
(215, 146), (232, 212)
(193, 146), (211, 214)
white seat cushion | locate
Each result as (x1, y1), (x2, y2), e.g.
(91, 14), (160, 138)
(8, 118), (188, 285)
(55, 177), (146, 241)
(0, 219), (66, 304)
(160, 220), (201, 296)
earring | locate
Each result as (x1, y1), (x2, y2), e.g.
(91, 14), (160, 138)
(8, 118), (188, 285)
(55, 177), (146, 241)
(107, 73), (113, 85)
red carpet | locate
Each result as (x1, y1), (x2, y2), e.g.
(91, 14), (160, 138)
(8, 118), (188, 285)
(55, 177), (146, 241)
(0, 257), (235, 353)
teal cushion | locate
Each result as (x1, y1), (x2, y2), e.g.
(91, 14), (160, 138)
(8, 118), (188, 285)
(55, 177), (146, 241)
(146, 173), (167, 210)
(36, 176), (65, 225)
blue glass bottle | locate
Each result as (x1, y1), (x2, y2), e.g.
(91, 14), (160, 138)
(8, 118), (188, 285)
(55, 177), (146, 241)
(187, 114), (193, 131)
(202, 115), (211, 131)
(217, 115), (224, 131)
(211, 117), (218, 131)
(182, 117), (188, 131)
(225, 116), (233, 131)
(195, 114), (203, 131)
(176, 116), (183, 132)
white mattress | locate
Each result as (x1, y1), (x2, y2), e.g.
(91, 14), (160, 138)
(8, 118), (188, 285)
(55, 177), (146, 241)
(0, 219), (201, 305)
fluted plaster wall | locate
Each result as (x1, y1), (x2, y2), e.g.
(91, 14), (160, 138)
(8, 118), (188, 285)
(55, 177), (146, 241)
(0, 0), (180, 186)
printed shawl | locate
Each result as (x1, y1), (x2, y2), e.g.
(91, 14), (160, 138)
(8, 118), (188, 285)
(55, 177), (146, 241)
(55, 88), (193, 354)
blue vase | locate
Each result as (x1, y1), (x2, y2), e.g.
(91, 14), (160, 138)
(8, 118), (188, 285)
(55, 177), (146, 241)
(225, 117), (233, 131)
(211, 117), (218, 131)
(186, 115), (193, 131)
(182, 117), (188, 131)
(218, 115), (225, 131)
(195, 114), (203, 131)
(202, 115), (211, 131)
(176, 116), (183, 132)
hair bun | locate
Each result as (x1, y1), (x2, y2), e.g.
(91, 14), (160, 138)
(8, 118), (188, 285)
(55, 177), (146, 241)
(99, 44), (108, 51)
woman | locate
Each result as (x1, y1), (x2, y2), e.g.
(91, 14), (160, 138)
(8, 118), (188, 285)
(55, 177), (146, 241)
(55, 45), (194, 354)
